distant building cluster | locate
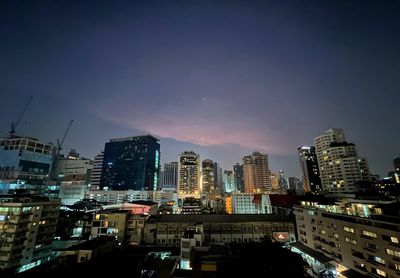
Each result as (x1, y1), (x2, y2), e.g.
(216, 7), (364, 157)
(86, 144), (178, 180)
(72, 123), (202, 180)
(1, 128), (400, 277)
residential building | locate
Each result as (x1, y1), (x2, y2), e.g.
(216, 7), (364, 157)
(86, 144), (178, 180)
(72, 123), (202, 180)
(242, 152), (271, 193)
(201, 159), (215, 196)
(314, 129), (371, 193)
(225, 193), (272, 214)
(294, 197), (400, 278)
(0, 193), (60, 272)
(178, 151), (201, 199)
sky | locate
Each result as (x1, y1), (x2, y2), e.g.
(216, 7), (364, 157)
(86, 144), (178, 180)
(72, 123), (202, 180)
(0, 0), (399, 178)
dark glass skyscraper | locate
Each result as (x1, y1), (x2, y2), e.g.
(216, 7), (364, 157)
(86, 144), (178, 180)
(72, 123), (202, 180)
(233, 163), (244, 193)
(100, 135), (160, 191)
(297, 146), (321, 193)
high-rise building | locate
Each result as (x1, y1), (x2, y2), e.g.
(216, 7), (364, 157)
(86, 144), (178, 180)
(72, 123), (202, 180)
(162, 162), (178, 190)
(54, 155), (93, 183)
(314, 129), (371, 193)
(201, 159), (215, 196)
(242, 152), (271, 193)
(0, 193), (60, 272)
(223, 170), (235, 193)
(213, 162), (223, 195)
(178, 151), (201, 199)
(233, 163), (244, 193)
(90, 152), (104, 190)
(100, 135), (160, 191)
(297, 146), (322, 193)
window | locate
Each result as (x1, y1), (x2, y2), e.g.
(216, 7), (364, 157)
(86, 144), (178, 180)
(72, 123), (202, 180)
(391, 237), (399, 244)
(386, 248), (400, 257)
(362, 230), (377, 238)
(376, 269), (386, 277)
(344, 226), (355, 233)
(374, 257), (385, 265)
(333, 233), (338, 239)
(395, 264), (400, 271)
(345, 237), (357, 245)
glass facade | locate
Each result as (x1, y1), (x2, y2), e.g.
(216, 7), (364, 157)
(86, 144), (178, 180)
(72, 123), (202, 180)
(100, 135), (160, 191)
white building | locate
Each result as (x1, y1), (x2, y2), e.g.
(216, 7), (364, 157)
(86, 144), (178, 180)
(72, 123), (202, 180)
(294, 198), (400, 278)
(225, 193), (272, 214)
(314, 129), (371, 193)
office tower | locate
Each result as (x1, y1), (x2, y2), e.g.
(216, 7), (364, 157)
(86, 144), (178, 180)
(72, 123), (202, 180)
(314, 129), (371, 193)
(242, 152), (271, 193)
(223, 170), (235, 193)
(213, 162), (223, 195)
(297, 146), (322, 193)
(288, 177), (302, 193)
(178, 151), (201, 199)
(0, 193), (60, 272)
(201, 159), (215, 195)
(100, 135), (160, 191)
(90, 152), (103, 190)
(162, 162), (178, 190)
(0, 136), (54, 181)
(233, 163), (244, 193)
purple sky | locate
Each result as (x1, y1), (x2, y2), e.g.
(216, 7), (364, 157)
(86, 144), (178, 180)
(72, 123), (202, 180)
(1, 0), (399, 177)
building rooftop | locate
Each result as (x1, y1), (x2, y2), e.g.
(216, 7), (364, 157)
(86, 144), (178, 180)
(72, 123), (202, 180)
(155, 214), (292, 223)
(65, 237), (116, 251)
(109, 134), (159, 143)
(291, 242), (332, 264)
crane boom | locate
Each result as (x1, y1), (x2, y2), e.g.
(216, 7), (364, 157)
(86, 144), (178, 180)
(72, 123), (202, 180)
(57, 120), (74, 156)
(9, 96), (33, 135)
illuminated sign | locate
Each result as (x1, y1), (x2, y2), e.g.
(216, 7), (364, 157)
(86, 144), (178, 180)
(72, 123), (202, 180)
(272, 232), (289, 242)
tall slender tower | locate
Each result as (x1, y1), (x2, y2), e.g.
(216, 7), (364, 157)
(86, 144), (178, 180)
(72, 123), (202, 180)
(242, 152), (271, 193)
(297, 146), (321, 193)
(178, 151), (201, 198)
(162, 162), (178, 190)
(202, 159), (215, 196)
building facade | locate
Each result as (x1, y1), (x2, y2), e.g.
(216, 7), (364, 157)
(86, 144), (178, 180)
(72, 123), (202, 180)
(242, 152), (271, 193)
(314, 129), (371, 193)
(298, 146), (322, 193)
(225, 193), (272, 214)
(100, 135), (160, 191)
(162, 162), (178, 190)
(294, 198), (400, 278)
(178, 151), (201, 199)
(201, 159), (215, 196)
(233, 163), (244, 193)
(0, 194), (60, 272)
(90, 152), (103, 190)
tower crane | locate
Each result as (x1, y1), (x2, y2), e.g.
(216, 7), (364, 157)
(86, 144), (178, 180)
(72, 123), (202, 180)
(9, 96), (33, 137)
(56, 120), (74, 157)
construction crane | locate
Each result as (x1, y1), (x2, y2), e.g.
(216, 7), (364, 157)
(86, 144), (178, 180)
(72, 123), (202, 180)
(9, 96), (33, 137)
(56, 120), (74, 157)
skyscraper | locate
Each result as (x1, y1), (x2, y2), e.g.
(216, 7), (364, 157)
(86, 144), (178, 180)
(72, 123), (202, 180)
(314, 129), (371, 193)
(288, 176), (302, 193)
(201, 159), (215, 196)
(278, 170), (288, 194)
(297, 146), (321, 193)
(242, 152), (271, 193)
(233, 163), (244, 193)
(178, 151), (201, 198)
(213, 162), (223, 195)
(100, 135), (160, 191)
(162, 162), (178, 190)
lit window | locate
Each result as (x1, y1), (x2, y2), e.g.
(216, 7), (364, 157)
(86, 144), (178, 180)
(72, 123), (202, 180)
(374, 257), (385, 265)
(344, 226), (355, 233)
(376, 269), (386, 277)
(345, 237), (357, 245)
(362, 230), (377, 238)
(386, 248), (400, 257)
(391, 237), (399, 244)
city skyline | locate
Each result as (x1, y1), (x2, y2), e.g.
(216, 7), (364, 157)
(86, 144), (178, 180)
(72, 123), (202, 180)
(1, 0), (399, 178)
